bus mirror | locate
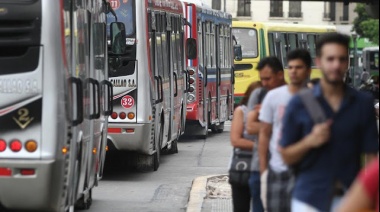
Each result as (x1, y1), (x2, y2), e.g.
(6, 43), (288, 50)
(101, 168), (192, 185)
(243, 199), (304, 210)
(234, 45), (243, 61)
(110, 22), (127, 55)
(186, 38), (197, 60)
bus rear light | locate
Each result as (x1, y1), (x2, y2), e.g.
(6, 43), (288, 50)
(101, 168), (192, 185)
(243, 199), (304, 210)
(0, 168), (12, 177)
(108, 128), (122, 133)
(9, 140), (22, 152)
(188, 69), (195, 75)
(188, 86), (195, 93)
(20, 169), (35, 176)
(92, 148), (97, 154)
(189, 77), (195, 84)
(125, 128), (135, 133)
(25, 140), (38, 152)
(119, 112), (127, 120)
(0, 139), (6, 152)
(106, 146), (109, 151)
(111, 112), (118, 119)
(127, 112), (135, 120)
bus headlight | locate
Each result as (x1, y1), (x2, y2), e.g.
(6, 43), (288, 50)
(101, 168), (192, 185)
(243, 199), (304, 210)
(187, 94), (196, 103)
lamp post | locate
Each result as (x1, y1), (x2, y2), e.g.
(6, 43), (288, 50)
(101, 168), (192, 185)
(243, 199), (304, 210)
(352, 32), (358, 88)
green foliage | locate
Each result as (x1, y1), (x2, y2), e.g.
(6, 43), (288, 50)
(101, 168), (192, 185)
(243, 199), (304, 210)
(353, 4), (379, 45)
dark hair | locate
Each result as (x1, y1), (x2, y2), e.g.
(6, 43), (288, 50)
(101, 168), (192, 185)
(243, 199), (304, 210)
(256, 56), (284, 73)
(316, 32), (350, 57)
(287, 49), (312, 69)
(240, 81), (262, 106)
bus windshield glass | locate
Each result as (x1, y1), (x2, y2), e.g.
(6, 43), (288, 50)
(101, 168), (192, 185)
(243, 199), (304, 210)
(370, 51), (379, 70)
(232, 28), (258, 58)
(107, 0), (135, 37)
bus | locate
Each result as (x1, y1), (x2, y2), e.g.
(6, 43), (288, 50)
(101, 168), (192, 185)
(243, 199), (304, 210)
(0, 0), (124, 211)
(232, 21), (336, 105)
(182, 1), (234, 138)
(106, 0), (189, 171)
(362, 46), (379, 79)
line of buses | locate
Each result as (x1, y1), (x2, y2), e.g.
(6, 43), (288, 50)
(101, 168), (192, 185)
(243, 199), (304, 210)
(0, 0), (336, 211)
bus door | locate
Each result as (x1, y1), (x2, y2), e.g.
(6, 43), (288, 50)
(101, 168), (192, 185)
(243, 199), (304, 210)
(215, 24), (221, 122)
(169, 15), (182, 140)
(160, 11), (171, 146)
(197, 19), (206, 125)
(71, 0), (92, 203)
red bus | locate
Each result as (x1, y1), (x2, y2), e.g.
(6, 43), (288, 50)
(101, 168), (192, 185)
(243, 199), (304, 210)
(183, 2), (234, 138)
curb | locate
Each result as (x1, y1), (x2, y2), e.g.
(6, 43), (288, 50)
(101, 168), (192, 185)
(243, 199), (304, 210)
(186, 175), (219, 212)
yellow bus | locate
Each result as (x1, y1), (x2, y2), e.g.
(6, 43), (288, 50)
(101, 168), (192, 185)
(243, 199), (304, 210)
(232, 21), (336, 104)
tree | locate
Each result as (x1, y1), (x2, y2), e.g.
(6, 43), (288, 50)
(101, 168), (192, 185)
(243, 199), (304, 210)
(352, 4), (379, 45)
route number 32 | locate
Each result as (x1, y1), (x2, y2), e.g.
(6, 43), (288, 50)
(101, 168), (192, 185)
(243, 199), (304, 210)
(121, 95), (134, 109)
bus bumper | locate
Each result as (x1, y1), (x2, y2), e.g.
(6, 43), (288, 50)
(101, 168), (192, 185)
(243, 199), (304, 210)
(107, 122), (153, 155)
(186, 103), (199, 120)
(0, 159), (63, 211)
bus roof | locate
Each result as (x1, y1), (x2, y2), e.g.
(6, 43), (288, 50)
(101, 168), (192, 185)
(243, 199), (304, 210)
(232, 21), (336, 33)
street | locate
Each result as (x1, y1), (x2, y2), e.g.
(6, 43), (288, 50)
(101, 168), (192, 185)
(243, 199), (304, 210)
(83, 126), (232, 212)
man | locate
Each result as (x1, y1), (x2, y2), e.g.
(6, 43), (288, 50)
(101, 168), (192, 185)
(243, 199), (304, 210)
(257, 49), (312, 212)
(245, 56), (286, 212)
(280, 33), (379, 212)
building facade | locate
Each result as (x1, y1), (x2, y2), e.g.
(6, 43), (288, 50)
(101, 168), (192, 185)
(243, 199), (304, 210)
(206, 0), (357, 26)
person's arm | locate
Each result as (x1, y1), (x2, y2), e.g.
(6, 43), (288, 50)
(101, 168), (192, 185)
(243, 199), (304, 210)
(246, 105), (261, 135)
(337, 159), (379, 212)
(360, 96), (379, 163)
(337, 180), (375, 212)
(258, 122), (271, 174)
(281, 120), (332, 166)
(230, 107), (254, 151)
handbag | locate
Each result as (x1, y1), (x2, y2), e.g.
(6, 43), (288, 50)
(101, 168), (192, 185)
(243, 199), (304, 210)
(228, 148), (253, 186)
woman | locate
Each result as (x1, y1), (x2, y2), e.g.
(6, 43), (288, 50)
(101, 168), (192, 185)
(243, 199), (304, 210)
(229, 81), (263, 212)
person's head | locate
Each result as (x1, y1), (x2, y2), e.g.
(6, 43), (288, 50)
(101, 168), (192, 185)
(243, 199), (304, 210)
(256, 56), (285, 90)
(307, 78), (320, 89)
(240, 81), (262, 106)
(316, 32), (350, 85)
(287, 49), (312, 86)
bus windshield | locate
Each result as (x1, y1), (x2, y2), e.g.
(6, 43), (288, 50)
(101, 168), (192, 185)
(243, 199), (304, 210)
(107, 0), (135, 37)
(232, 28), (258, 58)
(369, 51), (379, 70)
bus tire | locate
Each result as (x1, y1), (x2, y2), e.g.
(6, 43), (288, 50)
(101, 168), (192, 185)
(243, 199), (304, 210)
(153, 119), (164, 171)
(75, 189), (92, 210)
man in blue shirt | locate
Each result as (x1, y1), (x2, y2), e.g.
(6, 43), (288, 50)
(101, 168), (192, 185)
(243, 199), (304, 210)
(280, 33), (379, 212)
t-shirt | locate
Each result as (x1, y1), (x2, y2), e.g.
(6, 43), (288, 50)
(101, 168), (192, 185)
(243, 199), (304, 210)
(359, 159), (379, 212)
(280, 83), (379, 211)
(259, 85), (293, 173)
(247, 87), (267, 111)
(246, 88), (267, 172)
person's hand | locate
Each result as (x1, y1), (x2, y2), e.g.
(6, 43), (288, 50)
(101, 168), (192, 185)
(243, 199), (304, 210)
(307, 120), (333, 148)
(254, 104), (261, 113)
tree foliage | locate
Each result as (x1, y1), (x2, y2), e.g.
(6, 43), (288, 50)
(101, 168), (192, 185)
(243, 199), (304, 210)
(352, 4), (379, 45)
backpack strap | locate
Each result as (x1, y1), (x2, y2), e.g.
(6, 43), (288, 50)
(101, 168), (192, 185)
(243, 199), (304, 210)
(298, 89), (327, 124)
(258, 88), (267, 104)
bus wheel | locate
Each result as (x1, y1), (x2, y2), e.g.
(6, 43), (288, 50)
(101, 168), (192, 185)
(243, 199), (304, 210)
(153, 120), (163, 171)
(216, 122), (224, 133)
(75, 189), (92, 210)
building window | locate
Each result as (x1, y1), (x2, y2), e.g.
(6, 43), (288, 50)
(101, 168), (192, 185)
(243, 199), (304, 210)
(237, 0), (251, 17)
(270, 0), (283, 17)
(341, 4), (349, 21)
(289, 1), (302, 18)
(212, 0), (221, 10)
(330, 2), (336, 21)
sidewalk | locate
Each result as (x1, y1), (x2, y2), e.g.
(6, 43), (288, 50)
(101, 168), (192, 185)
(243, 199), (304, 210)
(187, 175), (233, 212)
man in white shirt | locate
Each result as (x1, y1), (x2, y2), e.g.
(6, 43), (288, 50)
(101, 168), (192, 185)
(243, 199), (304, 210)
(258, 49), (312, 212)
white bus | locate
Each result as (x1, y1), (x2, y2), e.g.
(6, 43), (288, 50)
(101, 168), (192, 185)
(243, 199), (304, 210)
(0, 0), (125, 211)
(107, 0), (191, 171)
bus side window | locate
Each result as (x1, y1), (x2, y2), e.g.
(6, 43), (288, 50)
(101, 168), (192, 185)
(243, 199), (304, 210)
(280, 33), (288, 65)
(211, 23), (216, 68)
(307, 34), (317, 67)
(288, 33), (298, 51)
(268, 33), (275, 56)
(206, 22), (211, 68)
(219, 25), (224, 68)
(198, 20), (203, 66)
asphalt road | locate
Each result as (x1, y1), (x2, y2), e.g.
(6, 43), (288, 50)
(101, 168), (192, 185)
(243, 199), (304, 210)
(83, 125), (232, 212)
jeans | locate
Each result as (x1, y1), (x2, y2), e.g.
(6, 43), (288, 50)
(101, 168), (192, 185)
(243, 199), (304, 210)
(249, 171), (264, 212)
